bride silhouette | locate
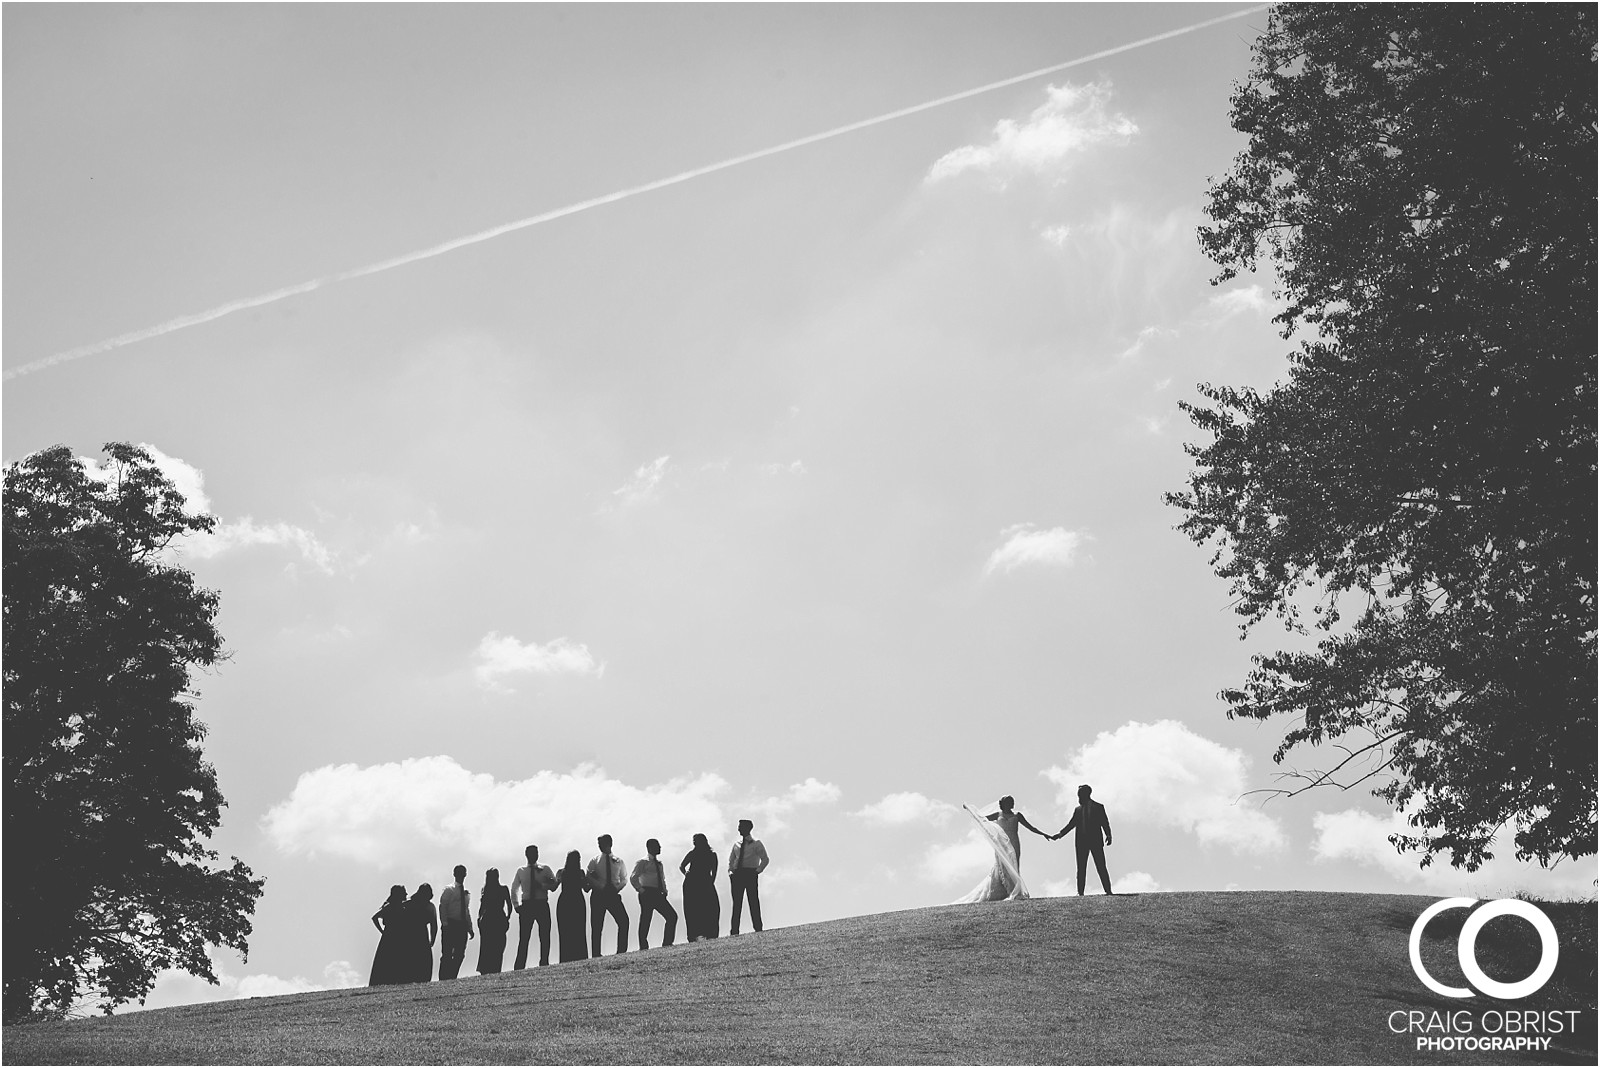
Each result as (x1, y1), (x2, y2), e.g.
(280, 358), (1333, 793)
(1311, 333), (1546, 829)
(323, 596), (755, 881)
(955, 795), (1049, 902)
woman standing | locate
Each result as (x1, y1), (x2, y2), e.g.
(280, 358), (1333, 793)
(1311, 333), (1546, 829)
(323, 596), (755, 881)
(554, 850), (592, 963)
(956, 795), (1047, 903)
(407, 883), (439, 982)
(476, 868), (513, 974)
(368, 885), (410, 985)
(679, 833), (721, 941)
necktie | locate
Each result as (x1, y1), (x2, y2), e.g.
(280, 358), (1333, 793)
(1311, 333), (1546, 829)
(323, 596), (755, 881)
(737, 838), (746, 871)
(604, 854), (612, 891)
(656, 859), (664, 890)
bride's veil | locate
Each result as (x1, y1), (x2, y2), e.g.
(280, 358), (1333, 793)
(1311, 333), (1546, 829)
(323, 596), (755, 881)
(953, 803), (1029, 903)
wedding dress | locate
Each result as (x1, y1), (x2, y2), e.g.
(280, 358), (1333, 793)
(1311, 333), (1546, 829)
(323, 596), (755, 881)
(954, 803), (1030, 902)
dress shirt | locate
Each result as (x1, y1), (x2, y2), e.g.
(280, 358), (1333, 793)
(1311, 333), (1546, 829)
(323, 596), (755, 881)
(631, 857), (668, 891)
(586, 852), (627, 892)
(511, 863), (555, 907)
(438, 884), (471, 926)
(727, 837), (770, 874)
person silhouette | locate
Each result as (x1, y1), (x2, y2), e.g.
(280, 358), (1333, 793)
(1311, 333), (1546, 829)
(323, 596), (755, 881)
(630, 838), (678, 949)
(727, 819), (769, 934)
(1051, 783), (1114, 895)
(476, 868), (513, 974)
(679, 832), (721, 941)
(554, 850), (592, 963)
(406, 883), (439, 982)
(511, 844), (557, 968)
(437, 864), (475, 980)
(368, 885), (409, 985)
(587, 834), (630, 956)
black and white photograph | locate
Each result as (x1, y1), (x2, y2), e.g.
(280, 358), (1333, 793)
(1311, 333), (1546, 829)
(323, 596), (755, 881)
(3, 3), (1594, 1064)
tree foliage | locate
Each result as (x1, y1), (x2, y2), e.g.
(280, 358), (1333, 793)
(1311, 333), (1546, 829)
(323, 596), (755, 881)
(1169, 4), (1595, 869)
(3, 443), (264, 1021)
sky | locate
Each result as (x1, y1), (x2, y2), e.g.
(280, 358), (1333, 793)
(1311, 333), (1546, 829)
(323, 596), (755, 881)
(4, 3), (1593, 1010)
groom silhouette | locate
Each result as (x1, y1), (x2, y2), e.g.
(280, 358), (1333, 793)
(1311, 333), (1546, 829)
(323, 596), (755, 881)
(1052, 784), (1114, 895)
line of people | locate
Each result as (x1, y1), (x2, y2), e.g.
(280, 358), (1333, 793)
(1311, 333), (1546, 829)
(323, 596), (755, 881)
(368, 819), (771, 985)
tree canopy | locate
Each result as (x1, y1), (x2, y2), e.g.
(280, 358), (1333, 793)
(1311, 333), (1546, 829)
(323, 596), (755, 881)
(3, 443), (263, 1021)
(1169, 4), (1595, 869)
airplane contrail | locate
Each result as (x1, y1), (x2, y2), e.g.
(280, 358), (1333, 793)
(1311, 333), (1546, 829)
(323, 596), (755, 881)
(6, 5), (1267, 382)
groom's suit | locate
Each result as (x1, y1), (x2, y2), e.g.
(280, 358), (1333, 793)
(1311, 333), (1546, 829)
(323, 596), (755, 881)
(1062, 800), (1114, 895)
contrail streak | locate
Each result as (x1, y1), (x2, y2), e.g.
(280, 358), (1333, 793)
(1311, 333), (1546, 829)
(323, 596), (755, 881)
(7, 5), (1267, 381)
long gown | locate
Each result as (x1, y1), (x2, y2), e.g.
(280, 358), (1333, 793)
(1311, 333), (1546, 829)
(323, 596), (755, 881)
(955, 804), (1030, 902)
(476, 885), (512, 974)
(680, 849), (721, 941)
(556, 871), (589, 963)
(408, 898), (438, 982)
(368, 899), (410, 985)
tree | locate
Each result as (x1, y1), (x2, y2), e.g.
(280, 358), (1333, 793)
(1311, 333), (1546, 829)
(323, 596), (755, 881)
(3, 443), (263, 1021)
(1168, 4), (1595, 870)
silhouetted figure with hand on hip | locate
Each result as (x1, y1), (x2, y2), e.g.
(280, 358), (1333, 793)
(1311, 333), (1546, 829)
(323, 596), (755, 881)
(512, 844), (557, 968)
(587, 834), (630, 956)
(368, 885), (410, 985)
(631, 838), (678, 949)
(679, 832), (721, 940)
(437, 864), (475, 980)
(1052, 784), (1114, 896)
(554, 850), (592, 962)
(727, 819), (769, 934)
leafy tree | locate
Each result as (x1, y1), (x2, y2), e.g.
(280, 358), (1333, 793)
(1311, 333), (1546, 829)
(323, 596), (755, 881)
(1169, 4), (1595, 870)
(3, 443), (263, 1021)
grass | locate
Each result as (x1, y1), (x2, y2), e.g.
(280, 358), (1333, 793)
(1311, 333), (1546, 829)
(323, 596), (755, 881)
(4, 891), (1594, 1065)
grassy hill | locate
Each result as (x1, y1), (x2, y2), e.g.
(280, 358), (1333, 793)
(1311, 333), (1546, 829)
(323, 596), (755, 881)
(5, 891), (1594, 1065)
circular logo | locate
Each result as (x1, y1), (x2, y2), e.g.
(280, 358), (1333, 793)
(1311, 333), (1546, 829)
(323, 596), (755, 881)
(1409, 897), (1560, 999)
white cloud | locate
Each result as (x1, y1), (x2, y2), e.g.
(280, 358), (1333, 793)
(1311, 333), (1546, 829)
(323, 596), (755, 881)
(1153, 377), (1173, 392)
(1139, 415), (1171, 436)
(185, 518), (340, 574)
(854, 791), (958, 828)
(262, 757), (730, 866)
(1039, 224), (1073, 247)
(473, 632), (603, 692)
(1206, 285), (1271, 322)
(1116, 325), (1176, 361)
(983, 524), (1087, 576)
(1113, 870), (1163, 894)
(611, 455), (671, 508)
(927, 81), (1137, 184)
(1043, 720), (1287, 854)
(919, 828), (996, 884)
(748, 777), (842, 833)
(1311, 807), (1600, 898)
(133, 957), (360, 1013)
(760, 460), (808, 477)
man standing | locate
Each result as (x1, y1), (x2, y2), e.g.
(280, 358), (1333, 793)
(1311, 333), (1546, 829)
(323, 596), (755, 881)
(587, 834), (630, 956)
(630, 838), (679, 950)
(511, 844), (557, 968)
(1052, 784), (1114, 896)
(727, 819), (769, 934)
(437, 864), (475, 979)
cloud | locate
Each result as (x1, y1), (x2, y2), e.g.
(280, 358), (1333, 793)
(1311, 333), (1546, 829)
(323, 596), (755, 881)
(1311, 808), (1600, 898)
(760, 460), (807, 476)
(1139, 415), (1171, 436)
(1116, 325), (1176, 361)
(1043, 720), (1287, 854)
(919, 828), (996, 885)
(983, 524), (1088, 576)
(262, 757), (730, 865)
(134, 957), (360, 1013)
(611, 455), (671, 508)
(1112, 871), (1164, 894)
(473, 632), (604, 692)
(185, 518), (340, 574)
(1039, 224), (1073, 247)
(927, 81), (1137, 184)
(1206, 285), (1271, 322)
(854, 792), (958, 828)
(748, 777), (843, 833)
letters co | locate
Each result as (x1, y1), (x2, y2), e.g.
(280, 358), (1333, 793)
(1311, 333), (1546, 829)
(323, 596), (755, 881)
(1408, 898), (1559, 1000)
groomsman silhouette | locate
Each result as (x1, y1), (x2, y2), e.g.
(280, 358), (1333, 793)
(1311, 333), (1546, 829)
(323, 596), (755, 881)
(630, 838), (678, 949)
(587, 834), (630, 955)
(727, 819), (769, 934)
(1052, 784), (1114, 895)
(511, 844), (556, 968)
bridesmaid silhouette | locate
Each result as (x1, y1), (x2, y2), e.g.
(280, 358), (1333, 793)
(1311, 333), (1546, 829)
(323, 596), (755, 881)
(368, 885), (409, 985)
(679, 833), (721, 941)
(555, 851), (593, 963)
(407, 883), (439, 982)
(476, 868), (514, 975)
